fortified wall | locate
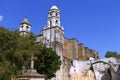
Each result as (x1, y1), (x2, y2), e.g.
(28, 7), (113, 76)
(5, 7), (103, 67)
(64, 38), (99, 61)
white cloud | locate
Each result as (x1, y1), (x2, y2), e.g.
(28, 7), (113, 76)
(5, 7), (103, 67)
(0, 16), (3, 21)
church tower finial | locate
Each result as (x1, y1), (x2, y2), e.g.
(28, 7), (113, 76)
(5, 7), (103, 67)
(47, 5), (60, 28)
(19, 17), (31, 36)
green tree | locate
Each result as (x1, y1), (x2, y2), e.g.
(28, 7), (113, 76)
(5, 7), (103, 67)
(35, 47), (61, 79)
(105, 51), (120, 59)
(0, 26), (17, 79)
(0, 26), (61, 79)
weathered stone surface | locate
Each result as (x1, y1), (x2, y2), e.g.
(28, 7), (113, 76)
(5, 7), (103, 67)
(69, 58), (120, 80)
(64, 38), (99, 61)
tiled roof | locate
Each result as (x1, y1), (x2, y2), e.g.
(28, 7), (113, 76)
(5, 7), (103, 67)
(20, 17), (31, 25)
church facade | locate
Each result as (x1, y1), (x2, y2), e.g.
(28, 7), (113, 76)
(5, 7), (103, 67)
(19, 5), (99, 80)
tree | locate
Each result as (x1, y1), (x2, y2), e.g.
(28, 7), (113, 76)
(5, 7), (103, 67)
(35, 47), (61, 79)
(0, 26), (61, 79)
(0, 26), (18, 79)
(105, 51), (120, 59)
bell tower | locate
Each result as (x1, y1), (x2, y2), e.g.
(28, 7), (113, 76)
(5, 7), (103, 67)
(36, 5), (65, 80)
(47, 6), (64, 58)
(48, 5), (60, 28)
(19, 17), (31, 36)
(36, 5), (64, 59)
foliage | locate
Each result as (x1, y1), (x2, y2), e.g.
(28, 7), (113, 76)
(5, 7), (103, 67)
(35, 47), (61, 79)
(0, 26), (61, 79)
(0, 26), (17, 79)
(105, 51), (120, 59)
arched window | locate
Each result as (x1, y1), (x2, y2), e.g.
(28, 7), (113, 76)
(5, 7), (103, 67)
(50, 20), (52, 27)
(50, 13), (52, 16)
(56, 13), (58, 16)
(20, 25), (23, 28)
(56, 20), (58, 25)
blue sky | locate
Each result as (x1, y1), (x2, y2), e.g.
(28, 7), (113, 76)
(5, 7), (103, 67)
(0, 0), (120, 58)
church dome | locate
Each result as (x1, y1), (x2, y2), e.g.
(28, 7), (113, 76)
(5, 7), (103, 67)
(50, 5), (59, 10)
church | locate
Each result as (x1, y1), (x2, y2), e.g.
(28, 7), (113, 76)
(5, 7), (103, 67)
(19, 5), (99, 80)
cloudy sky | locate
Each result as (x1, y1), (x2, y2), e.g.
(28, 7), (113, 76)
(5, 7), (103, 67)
(0, 16), (3, 21)
(0, 0), (120, 58)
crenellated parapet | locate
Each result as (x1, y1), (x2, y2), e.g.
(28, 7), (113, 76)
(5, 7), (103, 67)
(64, 38), (99, 61)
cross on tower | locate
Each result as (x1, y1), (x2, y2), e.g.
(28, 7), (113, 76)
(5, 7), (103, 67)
(30, 55), (37, 69)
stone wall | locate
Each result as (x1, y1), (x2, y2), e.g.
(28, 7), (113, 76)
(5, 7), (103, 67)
(78, 43), (85, 60)
(62, 38), (99, 80)
(69, 70), (95, 80)
(69, 58), (120, 80)
(64, 38), (78, 60)
(64, 38), (99, 61)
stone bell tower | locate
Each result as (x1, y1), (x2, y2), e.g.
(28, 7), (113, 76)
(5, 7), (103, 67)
(48, 5), (60, 27)
(47, 6), (64, 58)
(19, 17), (31, 36)
(36, 5), (64, 60)
(36, 5), (65, 80)
(48, 5), (64, 80)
